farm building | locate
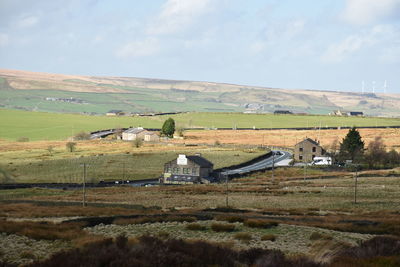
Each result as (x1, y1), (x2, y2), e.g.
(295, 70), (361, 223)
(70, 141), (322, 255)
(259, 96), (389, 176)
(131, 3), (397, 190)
(162, 154), (214, 184)
(122, 127), (159, 141)
(349, 111), (364, 116)
(144, 131), (160, 142)
(294, 138), (326, 162)
(106, 110), (125, 116)
(274, 110), (293, 115)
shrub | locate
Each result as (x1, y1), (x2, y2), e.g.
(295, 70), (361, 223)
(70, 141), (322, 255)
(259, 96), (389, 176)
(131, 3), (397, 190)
(28, 235), (321, 267)
(132, 138), (143, 148)
(186, 223), (207, 231)
(211, 223), (236, 232)
(66, 142), (76, 152)
(214, 140), (221, 146)
(157, 231), (170, 239)
(331, 236), (400, 266)
(74, 131), (91, 140)
(16, 137), (29, 142)
(47, 145), (54, 155)
(261, 234), (276, 242)
(244, 219), (278, 229)
(234, 232), (252, 243)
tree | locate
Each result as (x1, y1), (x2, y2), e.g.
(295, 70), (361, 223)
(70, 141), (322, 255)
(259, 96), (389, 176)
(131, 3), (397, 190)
(161, 118), (175, 138)
(66, 142), (77, 152)
(364, 136), (386, 168)
(132, 138), (143, 148)
(339, 127), (364, 162)
(74, 131), (91, 140)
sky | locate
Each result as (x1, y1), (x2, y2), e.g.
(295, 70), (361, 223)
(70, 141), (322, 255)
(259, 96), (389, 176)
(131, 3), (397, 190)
(0, 0), (399, 93)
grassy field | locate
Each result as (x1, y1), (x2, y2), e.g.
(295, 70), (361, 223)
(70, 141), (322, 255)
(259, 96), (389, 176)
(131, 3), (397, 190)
(0, 141), (265, 183)
(1, 108), (399, 141)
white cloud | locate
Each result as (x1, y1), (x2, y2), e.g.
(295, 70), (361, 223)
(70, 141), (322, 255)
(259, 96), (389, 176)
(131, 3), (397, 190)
(116, 38), (160, 58)
(16, 15), (39, 28)
(322, 25), (395, 62)
(0, 33), (9, 46)
(341, 0), (400, 25)
(147, 0), (213, 35)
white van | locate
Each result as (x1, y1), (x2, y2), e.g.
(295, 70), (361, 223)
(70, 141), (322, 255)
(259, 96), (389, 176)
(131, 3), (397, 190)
(311, 157), (332, 166)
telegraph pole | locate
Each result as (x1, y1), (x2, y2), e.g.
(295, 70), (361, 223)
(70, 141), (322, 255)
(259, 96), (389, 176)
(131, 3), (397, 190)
(271, 151), (275, 182)
(354, 169), (358, 204)
(122, 162), (126, 181)
(82, 163), (87, 207)
(225, 172), (229, 207)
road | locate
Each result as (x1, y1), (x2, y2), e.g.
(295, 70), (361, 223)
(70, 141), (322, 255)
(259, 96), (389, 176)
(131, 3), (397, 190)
(220, 150), (292, 176)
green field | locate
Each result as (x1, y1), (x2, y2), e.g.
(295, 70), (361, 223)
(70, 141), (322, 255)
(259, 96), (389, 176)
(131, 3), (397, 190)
(0, 88), (241, 114)
(0, 109), (399, 141)
(0, 149), (265, 183)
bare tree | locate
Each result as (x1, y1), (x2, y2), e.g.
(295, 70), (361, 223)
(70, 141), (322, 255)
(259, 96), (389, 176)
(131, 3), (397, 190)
(66, 142), (77, 152)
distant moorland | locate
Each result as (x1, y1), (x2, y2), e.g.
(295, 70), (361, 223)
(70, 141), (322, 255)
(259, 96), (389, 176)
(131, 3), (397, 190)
(1, 69), (400, 116)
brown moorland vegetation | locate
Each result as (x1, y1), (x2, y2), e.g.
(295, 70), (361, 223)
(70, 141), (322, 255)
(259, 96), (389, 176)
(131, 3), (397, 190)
(172, 128), (400, 150)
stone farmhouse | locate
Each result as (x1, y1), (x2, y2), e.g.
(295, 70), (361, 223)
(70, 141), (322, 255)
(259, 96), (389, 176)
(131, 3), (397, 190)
(294, 138), (326, 162)
(122, 127), (159, 142)
(162, 154), (214, 184)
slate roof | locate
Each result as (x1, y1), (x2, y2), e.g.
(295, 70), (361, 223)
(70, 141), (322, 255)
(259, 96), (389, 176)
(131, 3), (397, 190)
(187, 156), (214, 168)
(297, 138), (320, 146)
(124, 127), (145, 134)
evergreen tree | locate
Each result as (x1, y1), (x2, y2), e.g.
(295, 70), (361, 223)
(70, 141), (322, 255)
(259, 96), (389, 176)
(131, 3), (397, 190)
(161, 118), (175, 138)
(339, 127), (364, 162)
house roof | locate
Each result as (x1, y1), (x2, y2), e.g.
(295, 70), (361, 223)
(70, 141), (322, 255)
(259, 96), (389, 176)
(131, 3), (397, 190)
(297, 138), (321, 147)
(124, 127), (145, 134)
(187, 156), (214, 168)
(107, 110), (123, 113)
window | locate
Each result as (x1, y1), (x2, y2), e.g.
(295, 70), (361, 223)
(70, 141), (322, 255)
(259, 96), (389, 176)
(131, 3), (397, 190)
(312, 147), (316, 152)
(165, 167), (172, 173)
(299, 147), (303, 152)
(183, 168), (190, 174)
(192, 168), (198, 175)
(173, 167), (180, 174)
(299, 155), (303, 160)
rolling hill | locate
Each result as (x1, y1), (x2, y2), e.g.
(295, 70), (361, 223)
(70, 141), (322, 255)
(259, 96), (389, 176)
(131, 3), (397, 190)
(1, 69), (399, 116)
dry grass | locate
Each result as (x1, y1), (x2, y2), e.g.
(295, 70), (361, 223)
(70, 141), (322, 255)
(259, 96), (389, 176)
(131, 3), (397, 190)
(0, 219), (85, 240)
(0, 202), (154, 218)
(211, 223), (236, 232)
(171, 128), (400, 150)
(261, 234), (276, 241)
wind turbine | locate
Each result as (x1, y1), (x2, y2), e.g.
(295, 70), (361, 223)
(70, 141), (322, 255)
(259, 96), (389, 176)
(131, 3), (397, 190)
(361, 80), (365, 94)
(383, 80), (387, 94)
(372, 81), (376, 93)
